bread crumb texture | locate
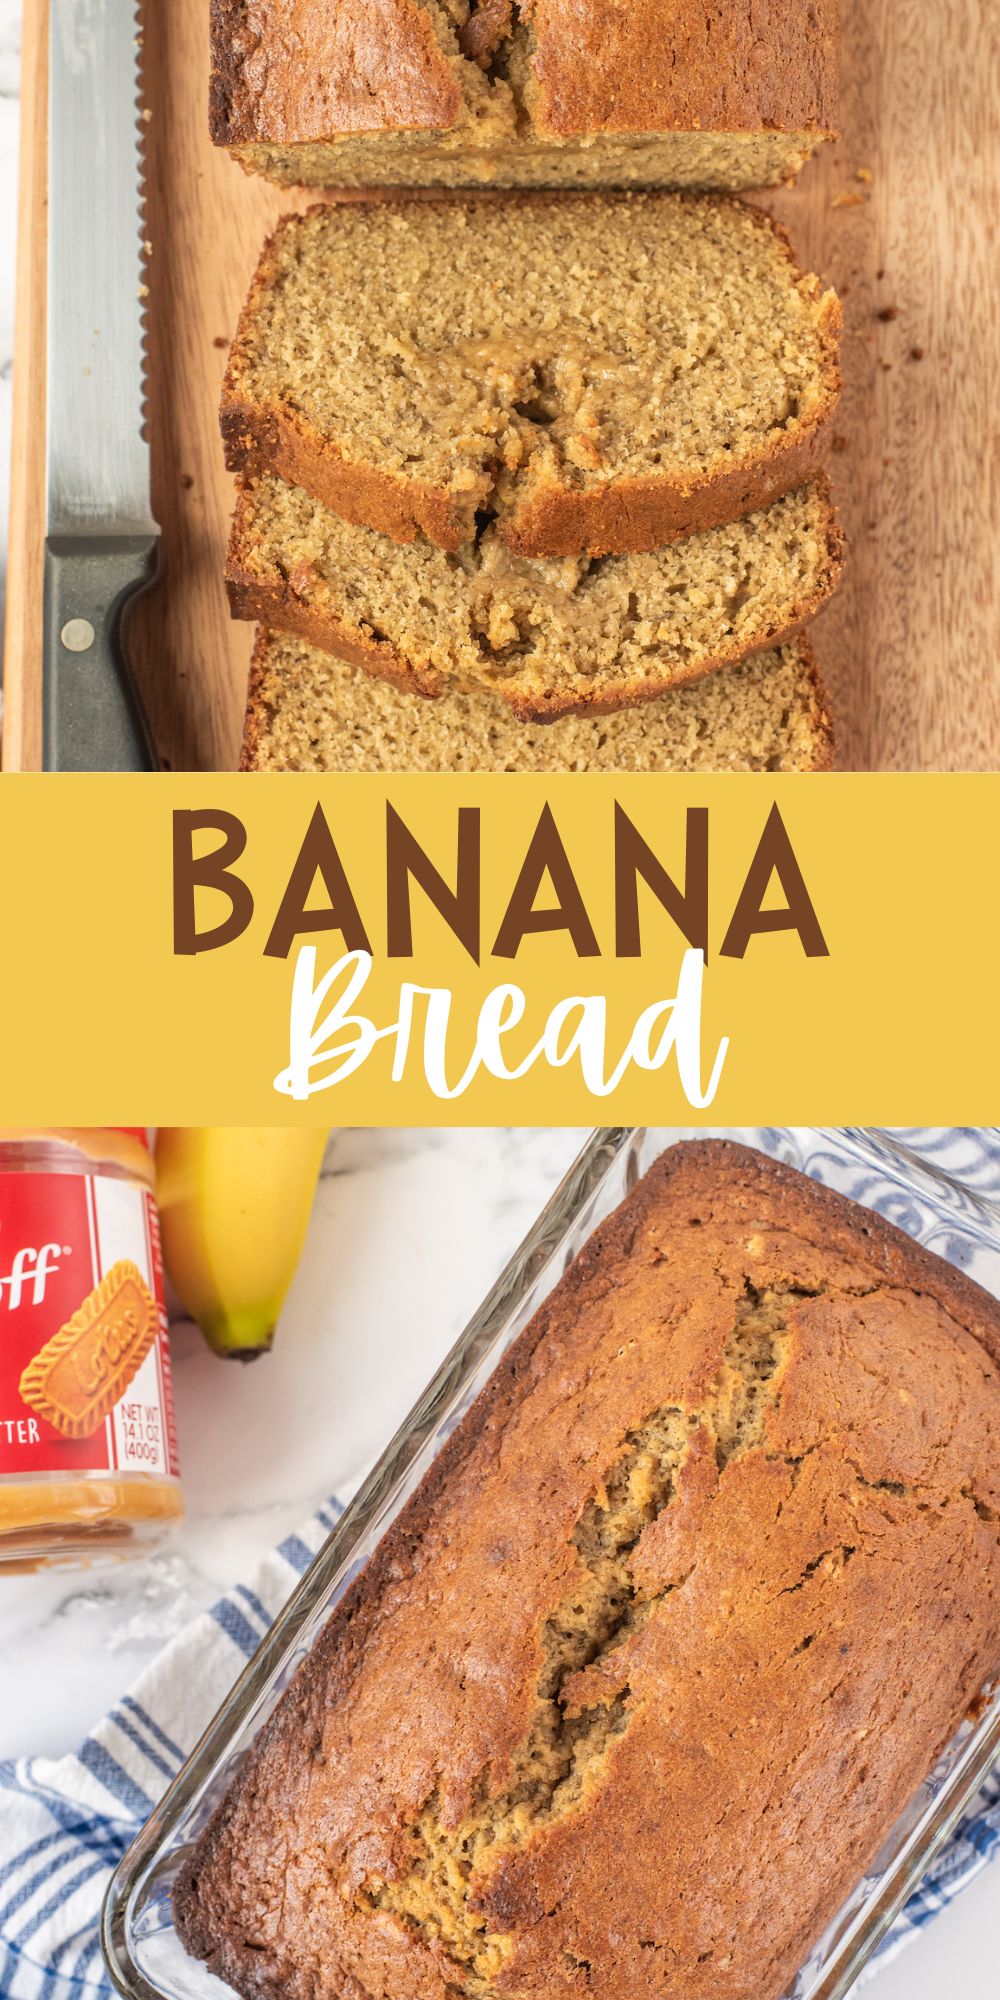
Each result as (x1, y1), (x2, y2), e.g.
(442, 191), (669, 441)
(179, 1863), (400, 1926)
(241, 630), (834, 773)
(223, 195), (841, 554)
(175, 1142), (1000, 2000)
(210, 1), (837, 190)
(227, 473), (842, 718)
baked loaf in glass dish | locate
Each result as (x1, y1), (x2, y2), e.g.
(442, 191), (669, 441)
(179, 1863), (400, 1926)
(210, 0), (839, 192)
(174, 1139), (1000, 2000)
(221, 194), (842, 559)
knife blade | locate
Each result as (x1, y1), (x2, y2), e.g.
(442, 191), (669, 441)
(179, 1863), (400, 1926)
(44, 0), (157, 770)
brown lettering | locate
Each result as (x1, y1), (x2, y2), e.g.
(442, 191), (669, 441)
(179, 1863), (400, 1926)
(172, 810), (253, 954)
(493, 804), (600, 959)
(264, 805), (372, 960)
(386, 805), (481, 963)
(721, 804), (828, 959)
(614, 805), (710, 957)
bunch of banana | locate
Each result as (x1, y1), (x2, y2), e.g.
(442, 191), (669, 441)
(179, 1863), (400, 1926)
(155, 1129), (329, 1359)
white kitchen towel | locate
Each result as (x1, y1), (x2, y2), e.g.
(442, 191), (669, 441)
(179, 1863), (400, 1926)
(2, 1126), (1000, 1998)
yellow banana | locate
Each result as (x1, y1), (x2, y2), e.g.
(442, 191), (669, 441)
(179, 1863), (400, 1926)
(155, 1128), (329, 1359)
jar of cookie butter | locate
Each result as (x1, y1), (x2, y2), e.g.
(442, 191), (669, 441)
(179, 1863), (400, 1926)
(0, 1130), (182, 1571)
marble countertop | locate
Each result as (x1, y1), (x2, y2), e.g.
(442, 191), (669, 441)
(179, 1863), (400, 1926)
(0, 1128), (584, 1749)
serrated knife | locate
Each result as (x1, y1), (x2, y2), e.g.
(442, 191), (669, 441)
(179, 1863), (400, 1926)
(44, 0), (156, 770)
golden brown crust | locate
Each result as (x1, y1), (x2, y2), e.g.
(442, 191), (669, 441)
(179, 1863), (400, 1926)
(209, 0), (462, 148)
(174, 1140), (1000, 2000)
(225, 476), (844, 721)
(503, 394), (839, 555)
(503, 585), (848, 723)
(225, 468), (452, 702)
(221, 398), (472, 550)
(796, 635), (836, 771)
(459, 0), (514, 68)
(238, 631), (269, 772)
(220, 198), (478, 549)
(220, 195), (842, 558)
(527, 0), (839, 138)
(504, 275), (842, 556)
(226, 575), (448, 701)
(210, 0), (839, 149)
(222, 384), (839, 558)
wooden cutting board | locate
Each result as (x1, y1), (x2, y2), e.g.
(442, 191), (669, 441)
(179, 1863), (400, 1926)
(4, 0), (998, 772)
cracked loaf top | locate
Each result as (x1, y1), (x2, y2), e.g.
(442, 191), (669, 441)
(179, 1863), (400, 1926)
(209, 1), (839, 150)
(174, 1140), (1000, 2000)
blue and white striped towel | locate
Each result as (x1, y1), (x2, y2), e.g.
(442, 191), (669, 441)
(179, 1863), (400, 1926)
(1, 1486), (998, 2000)
(0, 1498), (344, 2000)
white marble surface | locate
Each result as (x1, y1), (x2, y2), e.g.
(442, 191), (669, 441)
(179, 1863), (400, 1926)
(0, 1125), (996, 1989)
(0, 1128), (583, 1751)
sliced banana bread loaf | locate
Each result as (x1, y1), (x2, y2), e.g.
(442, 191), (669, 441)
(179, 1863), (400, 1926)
(211, 1), (838, 192)
(227, 473), (843, 720)
(241, 629), (834, 772)
(222, 194), (842, 556)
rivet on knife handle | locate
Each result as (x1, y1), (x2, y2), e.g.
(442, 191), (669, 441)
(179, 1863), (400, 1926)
(43, 538), (157, 772)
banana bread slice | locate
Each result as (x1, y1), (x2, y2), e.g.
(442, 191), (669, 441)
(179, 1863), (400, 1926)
(240, 629), (834, 772)
(226, 473), (843, 720)
(211, 2), (838, 192)
(174, 1140), (1000, 2000)
(221, 194), (842, 556)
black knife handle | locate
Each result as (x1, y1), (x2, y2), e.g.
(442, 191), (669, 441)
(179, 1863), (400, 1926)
(43, 537), (158, 772)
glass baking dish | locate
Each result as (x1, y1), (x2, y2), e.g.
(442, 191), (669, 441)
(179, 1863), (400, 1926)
(102, 1127), (1000, 2000)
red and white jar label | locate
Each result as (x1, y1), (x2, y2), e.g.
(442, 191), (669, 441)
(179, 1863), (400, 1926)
(0, 1172), (179, 1481)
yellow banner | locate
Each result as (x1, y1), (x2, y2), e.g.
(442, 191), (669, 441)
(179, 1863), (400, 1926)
(1, 774), (996, 1124)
